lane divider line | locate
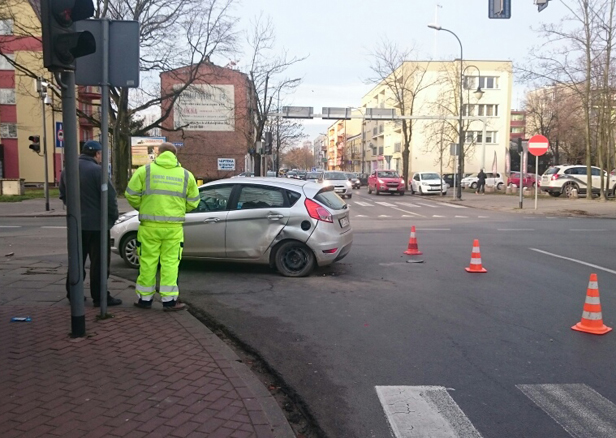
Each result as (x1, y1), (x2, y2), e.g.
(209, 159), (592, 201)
(530, 248), (616, 275)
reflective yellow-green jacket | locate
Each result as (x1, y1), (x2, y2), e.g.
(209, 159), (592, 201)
(125, 151), (199, 227)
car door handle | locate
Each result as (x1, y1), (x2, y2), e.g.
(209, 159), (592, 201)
(267, 213), (284, 220)
(203, 217), (220, 223)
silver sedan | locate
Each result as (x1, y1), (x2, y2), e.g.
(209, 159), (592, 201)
(110, 177), (353, 277)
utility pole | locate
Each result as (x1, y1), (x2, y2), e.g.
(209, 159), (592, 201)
(36, 78), (50, 211)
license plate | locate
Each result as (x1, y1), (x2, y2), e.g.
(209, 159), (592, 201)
(339, 216), (349, 227)
(388, 188), (398, 191)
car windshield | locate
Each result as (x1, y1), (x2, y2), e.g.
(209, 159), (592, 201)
(345, 173), (356, 179)
(545, 167), (560, 175)
(377, 171), (398, 178)
(467, 174), (478, 178)
(421, 173), (440, 180)
(306, 172), (321, 179)
(323, 172), (347, 180)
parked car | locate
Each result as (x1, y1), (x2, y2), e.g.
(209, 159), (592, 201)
(367, 169), (405, 195)
(305, 171), (323, 183)
(507, 171), (536, 188)
(265, 170), (277, 177)
(540, 165), (613, 197)
(321, 171), (353, 198)
(111, 178), (353, 277)
(442, 173), (471, 188)
(296, 170), (307, 180)
(345, 172), (361, 189)
(461, 172), (505, 190)
(233, 172), (254, 178)
(358, 173), (369, 186)
(409, 172), (448, 195)
(287, 171), (298, 179)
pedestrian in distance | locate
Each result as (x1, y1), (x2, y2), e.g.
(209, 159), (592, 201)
(59, 140), (123, 307)
(476, 169), (487, 195)
(125, 142), (200, 311)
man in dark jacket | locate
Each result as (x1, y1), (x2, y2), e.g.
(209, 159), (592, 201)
(59, 140), (122, 307)
(476, 169), (487, 195)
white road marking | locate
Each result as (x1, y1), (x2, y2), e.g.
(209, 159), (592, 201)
(432, 215), (445, 218)
(376, 386), (483, 438)
(378, 215), (391, 218)
(478, 216), (490, 218)
(416, 202), (438, 208)
(433, 202), (468, 209)
(530, 248), (616, 275)
(455, 215), (468, 218)
(498, 228), (535, 231)
(375, 201), (397, 207)
(355, 215), (368, 217)
(0, 225), (21, 228)
(41, 226), (67, 229)
(395, 202), (420, 208)
(401, 215), (415, 218)
(547, 216), (557, 219)
(354, 201), (374, 207)
(390, 207), (425, 218)
(517, 384), (616, 438)
(570, 229), (606, 232)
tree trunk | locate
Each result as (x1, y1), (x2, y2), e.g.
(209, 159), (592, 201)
(112, 88), (130, 194)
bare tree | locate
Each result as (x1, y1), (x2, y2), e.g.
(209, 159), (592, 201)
(367, 40), (432, 189)
(245, 14), (306, 176)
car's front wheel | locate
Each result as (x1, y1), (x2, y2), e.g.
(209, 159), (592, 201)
(274, 241), (315, 277)
(497, 182), (504, 191)
(121, 232), (140, 269)
(368, 185), (373, 194)
(470, 182), (477, 189)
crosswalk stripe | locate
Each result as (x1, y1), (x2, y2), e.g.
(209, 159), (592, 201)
(517, 384), (616, 438)
(41, 226), (67, 229)
(376, 386), (483, 438)
(395, 202), (420, 208)
(433, 202), (468, 209)
(378, 215), (391, 218)
(0, 226), (21, 228)
(375, 202), (397, 207)
(354, 201), (374, 207)
(355, 214), (368, 217)
(416, 202), (438, 208)
(455, 215), (468, 218)
(432, 215), (445, 218)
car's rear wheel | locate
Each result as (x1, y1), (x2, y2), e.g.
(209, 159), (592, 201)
(418, 187), (424, 196)
(121, 232), (139, 269)
(347, 194), (352, 199)
(274, 241), (315, 277)
(564, 182), (579, 197)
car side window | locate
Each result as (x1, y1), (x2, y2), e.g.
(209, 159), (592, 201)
(236, 186), (286, 210)
(591, 167), (601, 176)
(414, 174), (420, 181)
(194, 185), (233, 213)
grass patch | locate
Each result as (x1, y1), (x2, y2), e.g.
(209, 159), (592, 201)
(0, 188), (59, 202)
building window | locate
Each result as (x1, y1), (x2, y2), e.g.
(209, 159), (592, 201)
(511, 114), (524, 121)
(0, 20), (13, 35)
(0, 54), (14, 70)
(465, 130), (498, 144)
(1, 123), (17, 138)
(477, 104), (499, 117)
(464, 76), (499, 90)
(0, 89), (15, 104)
(511, 127), (525, 134)
(394, 142), (401, 153)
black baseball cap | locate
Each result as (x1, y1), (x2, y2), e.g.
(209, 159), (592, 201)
(82, 140), (102, 152)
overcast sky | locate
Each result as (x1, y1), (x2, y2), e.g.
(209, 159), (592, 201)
(228, 0), (568, 144)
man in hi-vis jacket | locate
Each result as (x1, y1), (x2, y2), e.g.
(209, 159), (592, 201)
(125, 143), (199, 311)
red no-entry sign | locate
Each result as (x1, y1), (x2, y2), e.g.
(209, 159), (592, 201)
(528, 134), (549, 157)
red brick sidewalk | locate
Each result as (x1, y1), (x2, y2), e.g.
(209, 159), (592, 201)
(0, 260), (294, 438)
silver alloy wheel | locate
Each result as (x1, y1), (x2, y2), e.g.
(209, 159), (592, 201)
(122, 233), (140, 269)
(564, 182), (579, 197)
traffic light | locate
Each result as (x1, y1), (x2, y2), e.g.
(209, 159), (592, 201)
(29, 135), (41, 153)
(41, 0), (96, 71)
(264, 132), (273, 155)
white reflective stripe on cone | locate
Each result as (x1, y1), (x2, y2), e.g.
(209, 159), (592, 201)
(585, 297), (601, 305)
(582, 311), (603, 320)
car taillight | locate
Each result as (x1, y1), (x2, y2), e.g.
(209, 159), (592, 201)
(305, 198), (333, 223)
(551, 174), (560, 180)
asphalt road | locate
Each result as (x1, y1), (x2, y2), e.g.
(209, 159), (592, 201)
(3, 191), (616, 438)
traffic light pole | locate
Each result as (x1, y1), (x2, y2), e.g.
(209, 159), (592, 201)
(99, 18), (110, 316)
(58, 70), (86, 338)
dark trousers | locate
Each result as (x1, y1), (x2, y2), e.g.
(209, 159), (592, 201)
(66, 230), (111, 302)
(476, 181), (485, 193)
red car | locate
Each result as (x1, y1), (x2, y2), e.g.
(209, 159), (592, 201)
(367, 169), (405, 195)
(508, 171), (537, 188)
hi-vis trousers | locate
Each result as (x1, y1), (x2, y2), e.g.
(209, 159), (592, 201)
(135, 225), (184, 304)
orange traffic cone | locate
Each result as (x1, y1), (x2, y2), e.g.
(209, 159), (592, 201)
(572, 273), (612, 335)
(465, 239), (487, 273)
(403, 226), (423, 255)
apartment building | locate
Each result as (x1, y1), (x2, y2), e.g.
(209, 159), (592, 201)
(324, 113), (362, 171)
(359, 60), (513, 176)
(0, 0), (99, 184)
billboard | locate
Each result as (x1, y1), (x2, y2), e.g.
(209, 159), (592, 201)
(131, 136), (166, 167)
(173, 84), (235, 131)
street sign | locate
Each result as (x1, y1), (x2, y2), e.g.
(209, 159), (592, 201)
(217, 158), (235, 171)
(55, 122), (64, 148)
(488, 0), (511, 19)
(528, 134), (549, 157)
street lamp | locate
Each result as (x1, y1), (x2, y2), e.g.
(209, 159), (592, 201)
(428, 24), (466, 200)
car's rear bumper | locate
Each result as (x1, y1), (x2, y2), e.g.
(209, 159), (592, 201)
(308, 225), (354, 267)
